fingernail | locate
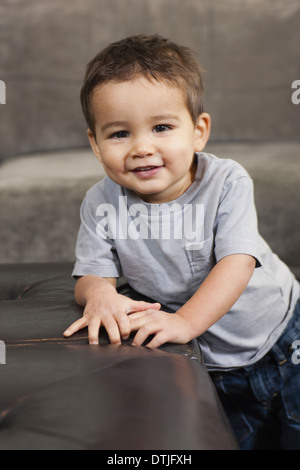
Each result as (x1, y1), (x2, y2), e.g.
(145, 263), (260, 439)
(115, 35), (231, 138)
(90, 341), (98, 345)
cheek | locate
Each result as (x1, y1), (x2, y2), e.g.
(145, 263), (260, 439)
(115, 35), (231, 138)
(99, 145), (121, 166)
(103, 153), (128, 176)
(164, 140), (195, 164)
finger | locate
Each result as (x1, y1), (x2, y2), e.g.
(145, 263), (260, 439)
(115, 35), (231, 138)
(128, 310), (149, 321)
(129, 309), (162, 333)
(88, 316), (101, 345)
(63, 316), (88, 337)
(102, 317), (122, 345)
(127, 301), (161, 314)
(129, 311), (151, 331)
(118, 315), (131, 340)
(145, 331), (168, 349)
(131, 323), (159, 347)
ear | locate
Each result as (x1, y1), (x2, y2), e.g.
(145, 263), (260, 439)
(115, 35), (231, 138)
(87, 129), (102, 163)
(194, 113), (211, 152)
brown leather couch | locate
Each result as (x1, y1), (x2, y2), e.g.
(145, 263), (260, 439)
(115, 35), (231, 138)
(0, 262), (237, 450)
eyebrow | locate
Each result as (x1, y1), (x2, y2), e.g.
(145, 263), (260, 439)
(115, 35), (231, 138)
(101, 121), (128, 133)
(150, 114), (180, 123)
(101, 114), (180, 133)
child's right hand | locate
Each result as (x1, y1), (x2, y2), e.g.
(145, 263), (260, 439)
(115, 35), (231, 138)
(63, 288), (161, 345)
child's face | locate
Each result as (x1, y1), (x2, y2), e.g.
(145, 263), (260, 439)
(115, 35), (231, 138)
(88, 76), (210, 203)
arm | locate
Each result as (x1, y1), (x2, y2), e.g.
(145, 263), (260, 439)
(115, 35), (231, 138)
(130, 254), (256, 348)
(73, 275), (117, 306)
(63, 275), (161, 345)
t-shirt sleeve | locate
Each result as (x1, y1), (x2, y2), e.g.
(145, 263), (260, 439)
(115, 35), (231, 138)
(214, 174), (262, 267)
(72, 194), (122, 279)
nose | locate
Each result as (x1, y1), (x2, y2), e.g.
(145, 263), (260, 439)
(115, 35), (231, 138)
(129, 134), (155, 158)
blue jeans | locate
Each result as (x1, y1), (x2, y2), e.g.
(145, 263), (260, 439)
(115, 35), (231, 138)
(209, 297), (300, 450)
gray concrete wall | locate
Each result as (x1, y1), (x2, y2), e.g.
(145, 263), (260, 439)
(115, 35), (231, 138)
(0, 0), (300, 161)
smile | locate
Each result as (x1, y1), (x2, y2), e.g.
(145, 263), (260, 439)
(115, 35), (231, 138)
(131, 165), (163, 178)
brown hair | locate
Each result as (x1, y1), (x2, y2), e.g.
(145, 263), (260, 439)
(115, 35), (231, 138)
(80, 34), (205, 136)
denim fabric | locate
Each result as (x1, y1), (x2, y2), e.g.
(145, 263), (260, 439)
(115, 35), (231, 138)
(210, 297), (300, 450)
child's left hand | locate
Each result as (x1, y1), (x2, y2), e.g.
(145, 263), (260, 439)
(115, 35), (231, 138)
(129, 309), (192, 349)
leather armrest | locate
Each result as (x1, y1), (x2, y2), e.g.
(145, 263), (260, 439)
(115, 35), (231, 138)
(0, 262), (237, 450)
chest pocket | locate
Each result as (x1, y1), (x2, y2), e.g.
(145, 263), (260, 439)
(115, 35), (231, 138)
(184, 234), (215, 280)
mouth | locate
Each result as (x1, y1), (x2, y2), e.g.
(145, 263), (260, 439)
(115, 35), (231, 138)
(131, 165), (163, 178)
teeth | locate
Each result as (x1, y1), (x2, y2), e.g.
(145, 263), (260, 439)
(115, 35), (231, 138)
(136, 166), (155, 171)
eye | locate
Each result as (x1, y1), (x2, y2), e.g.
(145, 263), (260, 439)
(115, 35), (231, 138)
(153, 124), (172, 133)
(109, 130), (129, 139)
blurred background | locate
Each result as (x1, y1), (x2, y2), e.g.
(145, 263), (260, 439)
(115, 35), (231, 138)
(0, 0), (299, 268)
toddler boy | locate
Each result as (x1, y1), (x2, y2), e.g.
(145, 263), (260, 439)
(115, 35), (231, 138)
(63, 35), (300, 450)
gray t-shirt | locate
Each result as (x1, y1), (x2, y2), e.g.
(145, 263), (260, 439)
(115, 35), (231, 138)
(73, 152), (300, 370)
